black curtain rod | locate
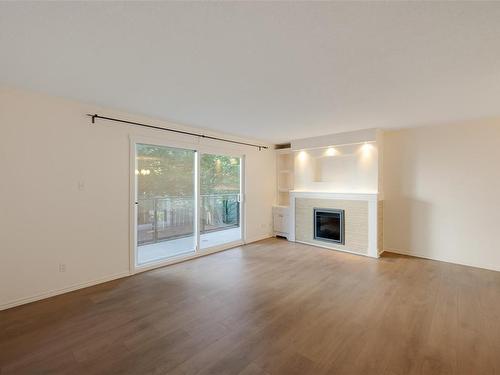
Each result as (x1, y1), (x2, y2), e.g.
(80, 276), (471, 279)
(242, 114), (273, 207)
(87, 114), (268, 150)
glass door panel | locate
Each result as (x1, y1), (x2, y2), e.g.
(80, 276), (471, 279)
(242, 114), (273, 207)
(199, 153), (242, 250)
(135, 144), (196, 265)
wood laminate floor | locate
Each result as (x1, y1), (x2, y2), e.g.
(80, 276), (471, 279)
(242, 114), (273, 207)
(1, 238), (500, 374)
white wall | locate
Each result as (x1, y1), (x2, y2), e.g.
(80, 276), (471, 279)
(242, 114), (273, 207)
(0, 86), (275, 310)
(383, 119), (500, 271)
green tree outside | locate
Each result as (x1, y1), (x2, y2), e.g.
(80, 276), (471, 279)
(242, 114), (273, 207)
(136, 144), (240, 198)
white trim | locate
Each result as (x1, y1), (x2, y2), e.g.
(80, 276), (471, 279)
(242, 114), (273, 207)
(384, 248), (500, 273)
(0, 272), (130, 311)
(129, 137), (137, 274)
(129, 136), (247, 275)
(129, 137), (198, 274)
(195, 151), (201, 253)
(241, 155), (246, 244)
(197, 153), (245, 252)
(289, 191), (379, 200)
(367, 197), (378, 257)
(296, 240), (379, 259)
(289, 192), (296, 241)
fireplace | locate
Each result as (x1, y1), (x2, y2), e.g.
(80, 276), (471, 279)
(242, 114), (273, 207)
(291, 192), (379, 257)
(314, 208), (345, 244)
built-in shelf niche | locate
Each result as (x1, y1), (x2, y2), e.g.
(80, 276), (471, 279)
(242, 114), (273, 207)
(276, 149), (294, 206)
(311, 143), (374, 183)
(294, 142), (380, 194)
(277, 128), (382, 206)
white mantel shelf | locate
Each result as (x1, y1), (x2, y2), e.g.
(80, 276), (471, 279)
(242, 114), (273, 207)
(290, 190), (379, 201)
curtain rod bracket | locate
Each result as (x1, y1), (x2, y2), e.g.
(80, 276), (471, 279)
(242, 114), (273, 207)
(87, 113), (97, 124)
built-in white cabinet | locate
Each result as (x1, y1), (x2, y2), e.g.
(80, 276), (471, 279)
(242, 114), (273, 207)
(273, 205), (290, 238)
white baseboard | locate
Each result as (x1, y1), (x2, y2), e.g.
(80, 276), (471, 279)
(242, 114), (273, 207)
(245, 233), (273, 244)
(1, 234), (276, 311)
(384, 247), (500, 273)
(1, 236), (275, 311)
(0, 271), (131, 311)
(295, 240), (379, 259)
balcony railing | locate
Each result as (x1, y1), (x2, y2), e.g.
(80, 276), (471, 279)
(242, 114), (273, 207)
(137, 193), (240, 246)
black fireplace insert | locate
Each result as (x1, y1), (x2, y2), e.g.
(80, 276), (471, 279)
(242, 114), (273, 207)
(314, 208), (345, 244)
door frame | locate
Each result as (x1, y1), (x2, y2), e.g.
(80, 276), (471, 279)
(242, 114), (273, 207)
(198, 150), (245, 252)
(129, 135), (246, 274)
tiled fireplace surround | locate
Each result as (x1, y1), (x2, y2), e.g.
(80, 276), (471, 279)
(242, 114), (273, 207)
(289, 191), (383, 258)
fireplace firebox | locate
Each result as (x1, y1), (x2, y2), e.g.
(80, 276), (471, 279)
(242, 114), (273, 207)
(314, 208), (345, 244)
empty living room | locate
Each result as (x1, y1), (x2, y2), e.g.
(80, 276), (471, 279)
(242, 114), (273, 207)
(2, 1), (500, 374)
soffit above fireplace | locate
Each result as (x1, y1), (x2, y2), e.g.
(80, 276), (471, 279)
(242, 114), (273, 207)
(291, 128), (379, 151)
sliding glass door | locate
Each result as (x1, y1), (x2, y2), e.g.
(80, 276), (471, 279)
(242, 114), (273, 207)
(199, 153), (242, 249)
(134, 142), (244, 267)
(135, 143), (196, 265)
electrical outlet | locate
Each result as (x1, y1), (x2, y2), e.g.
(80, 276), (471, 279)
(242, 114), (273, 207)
(59, 263), (66, 273)
(77, 181), (85, 191)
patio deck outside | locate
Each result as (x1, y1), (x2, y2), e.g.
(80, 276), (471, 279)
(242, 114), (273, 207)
(137, 193), (240, 265)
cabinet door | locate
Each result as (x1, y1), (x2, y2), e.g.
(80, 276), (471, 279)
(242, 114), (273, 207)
(281, 213), (289, 233)
(273, 212), (284, 232)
